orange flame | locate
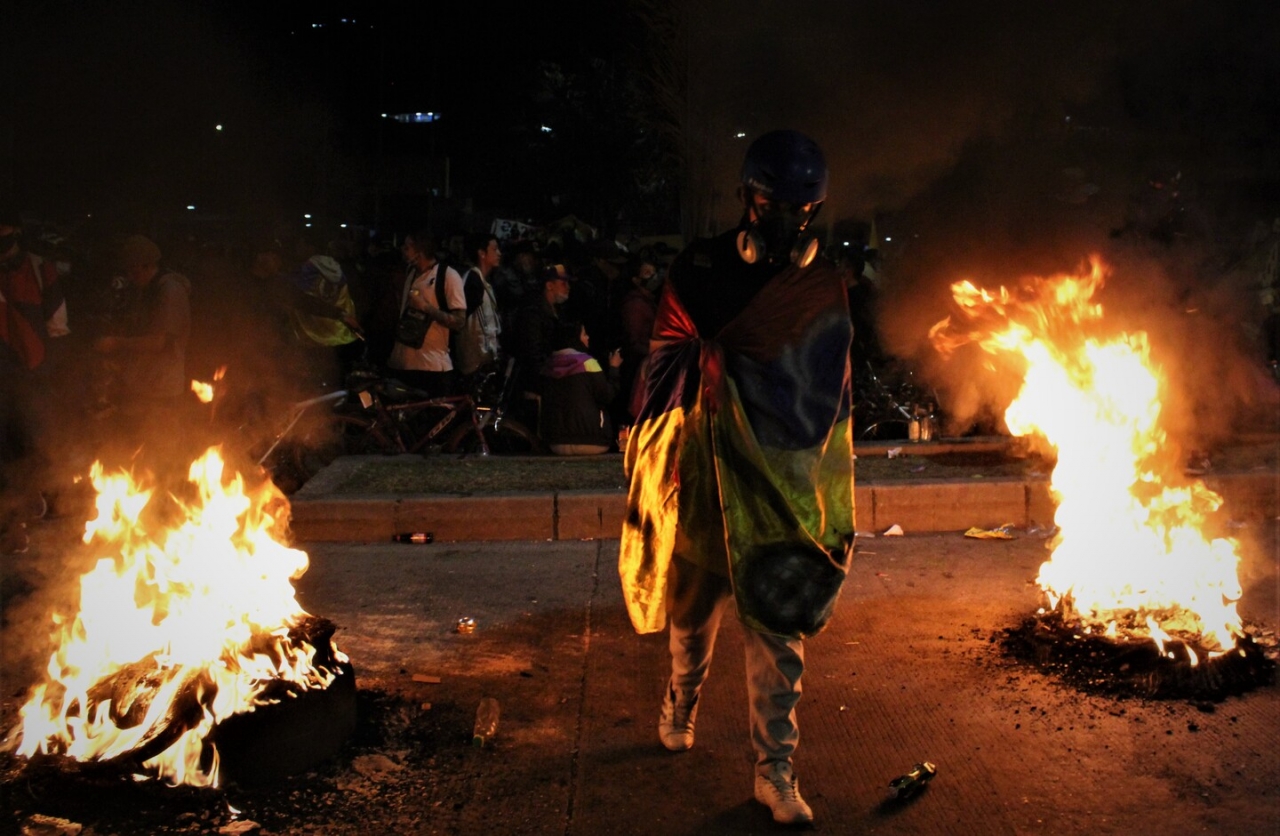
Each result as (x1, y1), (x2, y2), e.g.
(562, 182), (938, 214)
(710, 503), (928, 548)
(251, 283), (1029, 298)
(930, 256), (1242, 654)
(190, 366), (226, 404)
(14, 447), (345, 786)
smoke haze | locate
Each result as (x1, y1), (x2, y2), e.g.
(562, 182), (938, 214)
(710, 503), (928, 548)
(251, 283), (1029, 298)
(679, 0), (1279, 447)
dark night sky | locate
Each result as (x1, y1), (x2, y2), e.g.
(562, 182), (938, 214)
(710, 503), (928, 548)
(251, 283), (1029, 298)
(8, 1), (1280, 245)
(9, 1), (637, 230)
(5, 0), (1280, 450)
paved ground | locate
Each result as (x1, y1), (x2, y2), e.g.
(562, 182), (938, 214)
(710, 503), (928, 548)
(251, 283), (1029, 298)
(282, 528), (1279, 836)
(2, 499), (1278, 834)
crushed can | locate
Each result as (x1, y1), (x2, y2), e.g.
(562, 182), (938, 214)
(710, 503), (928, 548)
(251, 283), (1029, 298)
(888, 761), (937, 800)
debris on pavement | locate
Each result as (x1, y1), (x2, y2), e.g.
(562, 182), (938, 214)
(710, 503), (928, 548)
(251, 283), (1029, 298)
(883, 524), (904, 536)
(351, 754), (404, 778)
(217, 822), (261, 835)
(22, 814), (82, 836)
(888, 761), (937, 800)
(964, 525), (1015, 540)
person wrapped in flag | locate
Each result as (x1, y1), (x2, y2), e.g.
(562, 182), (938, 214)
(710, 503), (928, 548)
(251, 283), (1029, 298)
(619, 130), (855, 826)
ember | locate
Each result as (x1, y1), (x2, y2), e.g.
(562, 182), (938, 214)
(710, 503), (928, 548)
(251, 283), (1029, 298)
(191, 366), (226, 405)
(930, 257), (1256, 682)
(1001, 615), (1275, 700)
(9, 447), (354, 787)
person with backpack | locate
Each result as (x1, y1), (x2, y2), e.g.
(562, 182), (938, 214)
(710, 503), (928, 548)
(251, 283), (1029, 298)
(387, 230), (465, 397)
(455, 232), (503, 387)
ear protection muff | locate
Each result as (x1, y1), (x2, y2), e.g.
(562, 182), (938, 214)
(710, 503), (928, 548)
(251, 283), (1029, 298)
(736, 229), (764, 264)
(792, 236), (819, 268)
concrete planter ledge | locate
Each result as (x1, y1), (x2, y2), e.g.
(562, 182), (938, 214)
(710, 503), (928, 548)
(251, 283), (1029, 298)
(288, 470), (1276, 544)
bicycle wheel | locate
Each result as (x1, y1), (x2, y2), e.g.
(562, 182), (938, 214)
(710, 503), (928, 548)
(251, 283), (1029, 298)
(444, 416), (543, 455)
(271, 414), (397, 492)
(331, 414), (403, 456)
(858, 418), (910, 441)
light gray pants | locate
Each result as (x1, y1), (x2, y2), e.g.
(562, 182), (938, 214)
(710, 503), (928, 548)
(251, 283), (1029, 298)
(665, 556), (804, 773)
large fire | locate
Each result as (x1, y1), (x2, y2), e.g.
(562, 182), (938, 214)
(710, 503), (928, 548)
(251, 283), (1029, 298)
(12, 447), (346, 787)
(930, 256), (1243, 659)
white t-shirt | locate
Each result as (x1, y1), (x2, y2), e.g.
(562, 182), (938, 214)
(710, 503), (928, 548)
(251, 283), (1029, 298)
(389, 263), (466, 372)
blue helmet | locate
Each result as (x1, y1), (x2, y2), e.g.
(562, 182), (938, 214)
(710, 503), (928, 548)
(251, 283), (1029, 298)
(740, 130), (828, 205)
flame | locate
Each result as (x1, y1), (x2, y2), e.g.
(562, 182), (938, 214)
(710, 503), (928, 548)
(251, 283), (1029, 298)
(931, 256), (1243, 653)
(14, 447), (345, 787)
(190, 366), (226, 404)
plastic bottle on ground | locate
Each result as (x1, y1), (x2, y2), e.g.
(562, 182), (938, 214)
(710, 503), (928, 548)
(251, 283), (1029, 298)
(473, 697), (500, 747)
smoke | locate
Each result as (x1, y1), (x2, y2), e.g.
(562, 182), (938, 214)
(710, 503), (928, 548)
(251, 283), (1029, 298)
(687, 0), (1124, 223)
(676, 0), (1279, 445)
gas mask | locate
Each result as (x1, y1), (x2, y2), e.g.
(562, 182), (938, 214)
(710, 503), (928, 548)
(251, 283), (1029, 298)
(735, 199), (821, 268)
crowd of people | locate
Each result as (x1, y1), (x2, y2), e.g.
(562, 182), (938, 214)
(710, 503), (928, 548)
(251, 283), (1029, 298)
(1, 130), (874, 825)
(0, 207), (689, 551)
(363, 228), (676, 452)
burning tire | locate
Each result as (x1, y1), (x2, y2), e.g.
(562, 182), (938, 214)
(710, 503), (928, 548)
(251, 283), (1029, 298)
(210, 658), (358, 786)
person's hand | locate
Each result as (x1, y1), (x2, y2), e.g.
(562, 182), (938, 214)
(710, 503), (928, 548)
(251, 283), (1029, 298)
(608, 348), (623, 369)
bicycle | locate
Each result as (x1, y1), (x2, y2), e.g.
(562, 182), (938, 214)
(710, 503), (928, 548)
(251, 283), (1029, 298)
(326, 358), (543, 458)
(853, 358), (942, 441)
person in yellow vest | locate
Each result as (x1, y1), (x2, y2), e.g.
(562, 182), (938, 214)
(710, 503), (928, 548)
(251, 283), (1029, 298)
(283, 254), (363, 388)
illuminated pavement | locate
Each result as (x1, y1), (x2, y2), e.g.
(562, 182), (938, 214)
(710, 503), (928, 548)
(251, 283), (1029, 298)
(294, 526), (1280, 835)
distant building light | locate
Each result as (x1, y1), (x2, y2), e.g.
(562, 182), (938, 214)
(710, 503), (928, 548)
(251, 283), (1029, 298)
(305, 223), (313, 228)
(340, 223), (348, 229)
(304, 214), (312, 219)
(843, 241), (850, 246)
(540, 125), (553, 133)
(187, 205), (196, 211)
(735, 132), (747, 139)
(389, 112), (440, 124)
(884, 236), (892, 242)
(312, 23), (322, 28)
(215, 124), (223, 131)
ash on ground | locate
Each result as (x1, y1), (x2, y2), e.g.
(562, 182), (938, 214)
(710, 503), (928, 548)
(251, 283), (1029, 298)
(0, 689), (477, 836)
(1000, 614), (1277, 701)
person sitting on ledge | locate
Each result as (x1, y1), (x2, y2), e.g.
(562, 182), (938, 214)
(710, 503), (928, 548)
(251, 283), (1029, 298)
(538, 319), (622, 455)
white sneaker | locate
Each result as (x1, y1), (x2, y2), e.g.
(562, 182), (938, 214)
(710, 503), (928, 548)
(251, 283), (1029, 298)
(754, 761), (814, 825)
(657, 683), (699, 752)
